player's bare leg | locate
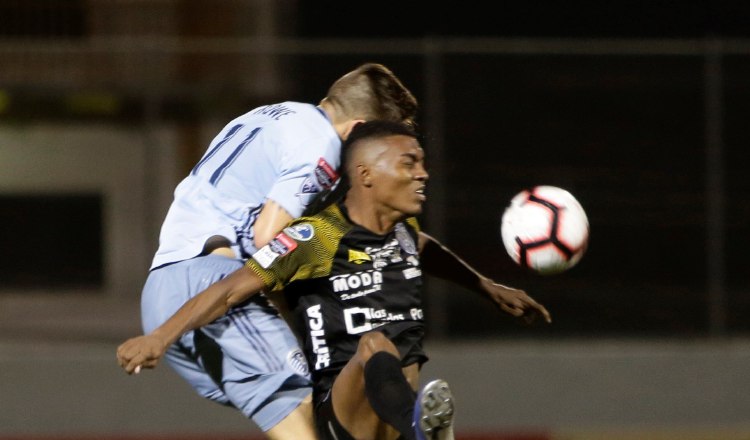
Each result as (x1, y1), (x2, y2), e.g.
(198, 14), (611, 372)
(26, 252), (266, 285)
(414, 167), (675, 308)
(265, 394), (318, 440)
(332, 331), (419, 440)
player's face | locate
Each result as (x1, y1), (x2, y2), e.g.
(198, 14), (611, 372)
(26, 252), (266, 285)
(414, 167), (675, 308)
(369, 135), (428, 216)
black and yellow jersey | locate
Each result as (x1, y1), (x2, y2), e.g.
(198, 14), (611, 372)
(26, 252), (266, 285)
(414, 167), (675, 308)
(245, 202), (427, 391)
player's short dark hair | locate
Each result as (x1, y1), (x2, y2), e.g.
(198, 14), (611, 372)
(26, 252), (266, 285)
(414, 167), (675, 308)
(342, 120), (419, 176)
(302, 120), (419, 216)
(344, 119), (418, 151)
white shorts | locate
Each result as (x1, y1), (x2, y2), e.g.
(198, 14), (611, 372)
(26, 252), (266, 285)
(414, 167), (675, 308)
(140, 254), (312, 431)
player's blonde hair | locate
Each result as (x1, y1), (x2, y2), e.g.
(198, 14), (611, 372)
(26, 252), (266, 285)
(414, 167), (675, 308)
(322, 63), (418, 128)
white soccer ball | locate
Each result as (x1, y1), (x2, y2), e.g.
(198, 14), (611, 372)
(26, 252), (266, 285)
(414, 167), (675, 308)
(501, 185), (589, 275)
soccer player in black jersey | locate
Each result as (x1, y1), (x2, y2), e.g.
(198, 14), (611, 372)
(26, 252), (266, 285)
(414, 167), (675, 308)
(117, 121), (551, 440)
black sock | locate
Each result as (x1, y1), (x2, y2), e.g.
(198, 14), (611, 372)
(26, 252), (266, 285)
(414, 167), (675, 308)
(363, 351), (417, 440)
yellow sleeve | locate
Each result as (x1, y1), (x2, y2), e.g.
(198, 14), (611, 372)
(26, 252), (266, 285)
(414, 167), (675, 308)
(245, 210), (347, 291)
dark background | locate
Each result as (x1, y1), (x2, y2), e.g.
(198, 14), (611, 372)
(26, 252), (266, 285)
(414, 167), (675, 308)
(297, 1), (750, 39)
(291, 0), (750, 338)
(2, 0), (749, 339)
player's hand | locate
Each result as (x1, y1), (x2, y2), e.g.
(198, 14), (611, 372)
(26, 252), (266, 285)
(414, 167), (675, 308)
(480, 278), (552, 325)
(116, 334), (169, 374)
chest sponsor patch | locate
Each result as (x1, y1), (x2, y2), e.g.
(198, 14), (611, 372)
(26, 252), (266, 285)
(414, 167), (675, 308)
(252, 231), (298, 268)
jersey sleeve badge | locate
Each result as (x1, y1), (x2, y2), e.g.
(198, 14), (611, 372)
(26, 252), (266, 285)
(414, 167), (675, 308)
(314, 158), (339, 190)
(283, 223), (315, 241)
(252, 231), (299, 269)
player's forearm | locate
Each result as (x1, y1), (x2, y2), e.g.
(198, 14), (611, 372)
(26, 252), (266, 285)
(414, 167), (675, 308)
(149, 282), (234, 348)
(253, 199), (294, 248)
(151, 268), (265, 346)
(418, 232), (488, 293)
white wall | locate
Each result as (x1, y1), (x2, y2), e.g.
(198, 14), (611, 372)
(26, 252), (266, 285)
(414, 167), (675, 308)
(0, 123), (179, 338)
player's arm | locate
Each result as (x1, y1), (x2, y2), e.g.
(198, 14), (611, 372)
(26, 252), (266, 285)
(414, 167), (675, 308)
(253, 198), (295, 248)
(116, 267), (267, 374)
(255, 135), (338, 248)
(417, 231), (551, 324)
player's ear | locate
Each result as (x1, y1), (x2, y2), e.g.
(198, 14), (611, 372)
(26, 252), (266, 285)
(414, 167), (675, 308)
(356, 164), (373, 187)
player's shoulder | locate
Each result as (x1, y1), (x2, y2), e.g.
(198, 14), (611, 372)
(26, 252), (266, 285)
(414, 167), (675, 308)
(261, 103), (337, 147)
(286, 204), (350, 240)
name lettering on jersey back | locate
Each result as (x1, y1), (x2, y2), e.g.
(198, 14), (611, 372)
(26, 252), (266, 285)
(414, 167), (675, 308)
(253, 104), (296, 120)
(306, 304), (330, 370)
(331, 270), (383, 300)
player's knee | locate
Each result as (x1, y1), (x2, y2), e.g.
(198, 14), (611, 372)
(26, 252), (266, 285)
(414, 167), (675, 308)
(356, 331), (399, 362)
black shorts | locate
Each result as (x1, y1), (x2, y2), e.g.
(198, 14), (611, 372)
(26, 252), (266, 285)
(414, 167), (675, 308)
(315, 388), (356, 440)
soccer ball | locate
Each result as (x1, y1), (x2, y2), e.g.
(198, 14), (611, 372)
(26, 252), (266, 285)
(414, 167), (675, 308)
(500, 185), (589, 275)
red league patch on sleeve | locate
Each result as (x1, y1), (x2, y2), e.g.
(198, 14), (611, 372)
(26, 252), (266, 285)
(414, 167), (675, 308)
(273, 231), (298, 254)
(314, 158), (339, 189)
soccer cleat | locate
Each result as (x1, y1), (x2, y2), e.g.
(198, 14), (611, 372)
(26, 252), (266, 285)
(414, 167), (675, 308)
(413, 379), (455, 440)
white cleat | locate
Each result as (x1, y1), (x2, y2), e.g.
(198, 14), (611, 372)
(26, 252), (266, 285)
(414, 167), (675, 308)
(413, 379), (455, 440)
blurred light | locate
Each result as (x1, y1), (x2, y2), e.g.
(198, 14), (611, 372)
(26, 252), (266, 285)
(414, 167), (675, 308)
(65, 92), (120, 115)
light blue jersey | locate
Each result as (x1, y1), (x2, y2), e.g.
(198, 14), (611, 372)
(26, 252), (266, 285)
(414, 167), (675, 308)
(142, 101), (341, 431)
(152, 102), (340, 269)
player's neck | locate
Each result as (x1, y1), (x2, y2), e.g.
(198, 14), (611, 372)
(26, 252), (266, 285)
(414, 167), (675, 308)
(344, 198), (404, 236)
(319, 100), (361, 140)
(318, 100), (344, 138)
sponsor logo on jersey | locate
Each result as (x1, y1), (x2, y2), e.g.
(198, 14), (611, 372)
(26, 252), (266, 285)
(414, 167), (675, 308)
(395, 223), (417, 254)
(365, 239), (403, 269)
(252, 232), (298, 268)
(331, 270), (383, 294)
(403, 267), (422, 280)
(314, 158), (339, 189)
(284, 223), (314, 241)
(298, 176), (320, 195)
(343, 307), (407, 334)
(286, 348), (310, 376)
(297, 177), (320, 206)
(306, 304), (330, 370)
(348, 249), (371, 264)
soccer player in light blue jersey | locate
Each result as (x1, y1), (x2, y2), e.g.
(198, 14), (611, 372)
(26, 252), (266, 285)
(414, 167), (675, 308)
(136, 64), (418, 439)
(119, 121), (552, 440)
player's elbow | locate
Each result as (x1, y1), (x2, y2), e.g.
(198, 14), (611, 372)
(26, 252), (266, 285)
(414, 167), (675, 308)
(252, 231), (275, 249)
(224, 267), (264, 308)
